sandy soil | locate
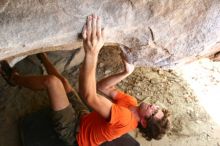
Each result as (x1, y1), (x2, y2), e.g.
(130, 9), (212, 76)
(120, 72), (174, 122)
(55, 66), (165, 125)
(0, 46), (219, 146)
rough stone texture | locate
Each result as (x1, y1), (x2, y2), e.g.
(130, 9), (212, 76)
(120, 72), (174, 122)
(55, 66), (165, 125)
(0, 0), (220, 68)
(1, 48), (219, 146)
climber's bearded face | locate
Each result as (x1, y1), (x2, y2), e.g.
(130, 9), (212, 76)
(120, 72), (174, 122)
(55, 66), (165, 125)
(138, 103), (164, 128)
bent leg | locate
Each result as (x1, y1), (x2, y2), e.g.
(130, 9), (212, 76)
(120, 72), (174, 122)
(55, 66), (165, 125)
(13, 74), (69, 111)
(37, 54), (87, 112)
(37, 53), (73, 93)
(45, 75), (70, 111)
(13, 74), (49, 90)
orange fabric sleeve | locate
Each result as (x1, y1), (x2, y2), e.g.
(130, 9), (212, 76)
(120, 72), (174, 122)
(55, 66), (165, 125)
(114, 91), (138, 108)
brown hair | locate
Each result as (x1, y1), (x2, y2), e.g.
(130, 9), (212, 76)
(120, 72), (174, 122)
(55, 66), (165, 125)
(137, 108), (171, 141)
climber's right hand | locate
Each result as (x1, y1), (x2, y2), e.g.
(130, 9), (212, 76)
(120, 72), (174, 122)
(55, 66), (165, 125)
(82, 14), (105, 56)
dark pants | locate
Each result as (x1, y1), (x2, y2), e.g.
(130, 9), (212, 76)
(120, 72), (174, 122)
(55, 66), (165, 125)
(51, 92), (89, 146)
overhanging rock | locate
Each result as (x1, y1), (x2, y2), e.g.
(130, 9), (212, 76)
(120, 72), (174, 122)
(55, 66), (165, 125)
(0, 0), (220, 68)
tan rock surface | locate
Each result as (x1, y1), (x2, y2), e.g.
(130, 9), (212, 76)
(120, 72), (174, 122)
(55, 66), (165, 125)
(0, 0), (220, 68)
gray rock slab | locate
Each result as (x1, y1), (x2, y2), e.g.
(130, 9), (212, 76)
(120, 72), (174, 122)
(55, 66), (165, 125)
(0, 0), (220, 68)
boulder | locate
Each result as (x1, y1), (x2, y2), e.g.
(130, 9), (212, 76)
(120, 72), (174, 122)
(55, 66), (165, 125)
(0, 0), (220, 68)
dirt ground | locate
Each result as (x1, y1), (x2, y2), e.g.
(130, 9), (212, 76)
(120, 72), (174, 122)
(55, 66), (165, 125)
(0, 46), (219, 146)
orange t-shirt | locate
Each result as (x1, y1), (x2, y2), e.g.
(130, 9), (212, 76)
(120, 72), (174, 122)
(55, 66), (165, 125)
(76, 91), (138, 146)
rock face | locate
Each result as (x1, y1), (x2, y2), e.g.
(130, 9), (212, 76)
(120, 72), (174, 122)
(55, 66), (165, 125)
(0, 0), (220, 68)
